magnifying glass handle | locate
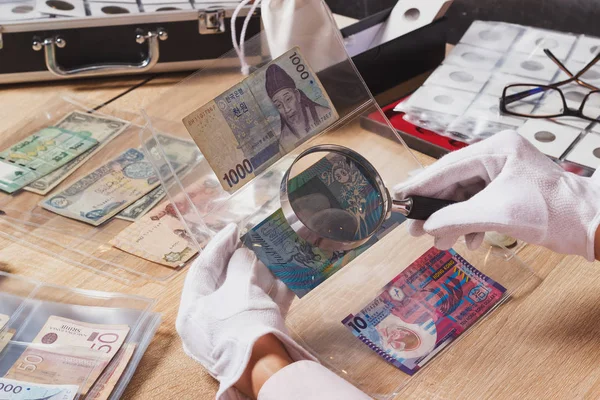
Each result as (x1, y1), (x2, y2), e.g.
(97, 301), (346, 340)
(392, 196), (457, 220)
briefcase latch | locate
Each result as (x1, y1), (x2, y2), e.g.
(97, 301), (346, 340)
(199, 10), (225, 35)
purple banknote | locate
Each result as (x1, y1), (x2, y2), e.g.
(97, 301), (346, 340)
(342, 247), (506, 375)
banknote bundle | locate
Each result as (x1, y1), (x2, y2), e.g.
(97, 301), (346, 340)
(0, 111), (129, 195)
(0, 315), (134, 400)
(183, 47), (339, 194)
(342, 247), (507, 375)
(243, 153), (405, 297)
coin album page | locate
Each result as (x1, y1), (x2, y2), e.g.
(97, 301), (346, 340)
(396, 20), (600, 176)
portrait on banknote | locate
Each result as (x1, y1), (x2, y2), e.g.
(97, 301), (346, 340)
(262, 63), (335, 152)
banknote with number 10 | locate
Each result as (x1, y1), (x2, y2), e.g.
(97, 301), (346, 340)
(183, 47), (339, 193)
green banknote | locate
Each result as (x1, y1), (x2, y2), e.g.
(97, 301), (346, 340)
(24, 111), (130, 195)
(0, 127), (99, 194)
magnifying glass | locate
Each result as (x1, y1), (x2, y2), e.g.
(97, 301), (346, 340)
(280, 144), (455, 251)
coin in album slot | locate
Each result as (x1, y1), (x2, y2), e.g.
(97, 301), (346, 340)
(517, 119), (582, 159)
(444, 43), (504, 71)
(512, 27), (577, 60)
(565, 132), (600, 169)
(464, 93), (526, 126)
(570, 35), (600, 63)
(424, 64), (491, 93)
(142, 1), (192, 10)
(484, 232), (518, 248)
(460, 21), (524, 53)
(89, 2), (140, 14)
(562, 60), (600, 85)
(0, 2), (45, 21)
(405, 85), (477, 116)
(141, 0), (191, 5)
(482, 72), (549, 98)
(35, 0), (85, 17)
(497, 52), (559, 81)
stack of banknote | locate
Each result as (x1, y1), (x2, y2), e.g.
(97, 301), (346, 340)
(0, 314), (134, 400)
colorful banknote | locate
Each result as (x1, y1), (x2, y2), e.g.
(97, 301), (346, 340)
(183, 47), (338, 193)
(116, 186), (166, 221)
(0, 378), (79, 400)
(24, 111), (130, 195)
(244, 210), (404, 298)
(110, 176), (226, 267)
(342, 248), (507, 375)
(0, 127), (99, 194)
(243, 152), (396, 297)
(41, 148), (160, 226)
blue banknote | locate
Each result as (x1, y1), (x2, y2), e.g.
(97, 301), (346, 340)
(243, 153), (404, 297)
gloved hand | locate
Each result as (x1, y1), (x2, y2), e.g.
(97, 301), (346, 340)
(176, 224), (316, 400)
(393, 130), (600, 261)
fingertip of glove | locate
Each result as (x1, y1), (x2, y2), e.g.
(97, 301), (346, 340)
(465, 232), (485, 251)
(407, 220), (426, 236)
(434, 235), (458, 250)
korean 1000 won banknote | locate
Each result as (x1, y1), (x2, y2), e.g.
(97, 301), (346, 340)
(24, 111), (130, 195)
(183, 47), (338, 194)
(41, 148), (160, 226)
(342, 247), (507, 375)
(0, 127), (99, 194)
(0, 378), (79, 400)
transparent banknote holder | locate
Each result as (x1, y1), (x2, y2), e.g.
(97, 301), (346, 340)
(0, 95), (203, 284)
(0, 272), (37, 329)
(138, 5), (538, 398)
(0, 273), (161, 399)
(0, 341), (107, 399)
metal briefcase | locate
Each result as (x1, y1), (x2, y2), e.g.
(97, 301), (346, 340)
(0, 7), (261, 84)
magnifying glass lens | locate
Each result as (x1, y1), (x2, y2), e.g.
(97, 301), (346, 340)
(287, 150), (386, 243)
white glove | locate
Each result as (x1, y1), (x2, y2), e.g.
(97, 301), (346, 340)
(176, 224), (316, 400)
(393, 130), (600, 261)
(261, 0), (347, 72)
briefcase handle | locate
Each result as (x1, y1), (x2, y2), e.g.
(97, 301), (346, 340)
(32, 29), (168, 78)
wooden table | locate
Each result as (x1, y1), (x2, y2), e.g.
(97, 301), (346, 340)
(0, 68), (597, 400)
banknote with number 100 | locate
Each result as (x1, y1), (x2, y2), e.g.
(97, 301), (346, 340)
(183, 47), (338, 193)
(342, 247), (507, 375)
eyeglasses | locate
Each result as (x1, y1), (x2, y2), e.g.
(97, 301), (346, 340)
(500, 49), (600, 122)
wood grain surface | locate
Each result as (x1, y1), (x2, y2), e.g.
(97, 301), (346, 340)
(0, 67), (596, 400)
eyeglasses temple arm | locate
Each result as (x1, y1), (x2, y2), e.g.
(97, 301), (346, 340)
(544, 48), (600, 91)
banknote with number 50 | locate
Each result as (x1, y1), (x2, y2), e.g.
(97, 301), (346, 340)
(183, 47), (338, 193)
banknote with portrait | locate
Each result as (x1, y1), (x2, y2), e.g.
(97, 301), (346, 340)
(342, 247), (507, 375)
(183, 47), (338, 194)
